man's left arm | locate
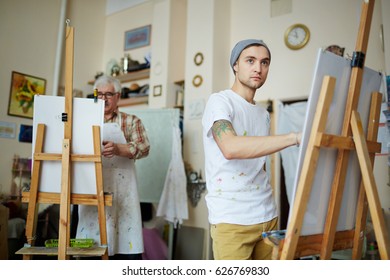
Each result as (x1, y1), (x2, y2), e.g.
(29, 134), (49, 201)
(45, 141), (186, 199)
(124, 116), (150, 159)
(103, 115), (150, 159)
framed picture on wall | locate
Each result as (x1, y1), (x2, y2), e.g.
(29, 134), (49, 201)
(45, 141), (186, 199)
(19, 124), (33, 143)
(124, 25), (151, 51)
(8, 71), (46, 119)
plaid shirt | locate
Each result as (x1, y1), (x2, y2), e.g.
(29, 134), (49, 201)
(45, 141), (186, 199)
(105, 109), (150, 159)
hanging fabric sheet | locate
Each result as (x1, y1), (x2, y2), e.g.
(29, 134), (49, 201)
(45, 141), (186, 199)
(156, 125), (188, 227)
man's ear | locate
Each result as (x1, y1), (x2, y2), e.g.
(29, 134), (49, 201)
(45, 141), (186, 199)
(233, 62), (238, 73)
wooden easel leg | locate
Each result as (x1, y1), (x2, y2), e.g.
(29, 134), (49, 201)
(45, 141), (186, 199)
(350, 110), (390, 260)
(93, 126), (109, 260)
(280, 76), (336, 260)
(352, 92), (382, 259)
(58, 139), (71, 260)
(319, 0), (375, 260)
(352, 182), (370, 259)
(23, 124), (46, 260)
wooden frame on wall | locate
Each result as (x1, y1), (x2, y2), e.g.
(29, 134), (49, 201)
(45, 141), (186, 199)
(8, 71), (46, 119)
(124, 25), (151, 51)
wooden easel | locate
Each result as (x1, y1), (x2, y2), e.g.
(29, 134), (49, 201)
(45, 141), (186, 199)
(273, 0), (390, 260)
(17, 21), (112, 260)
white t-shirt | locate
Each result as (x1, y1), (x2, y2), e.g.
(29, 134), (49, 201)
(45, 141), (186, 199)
(202, 89), (277, 225)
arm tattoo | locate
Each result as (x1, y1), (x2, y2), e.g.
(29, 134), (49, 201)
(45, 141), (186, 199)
(212, 119), (237, 140)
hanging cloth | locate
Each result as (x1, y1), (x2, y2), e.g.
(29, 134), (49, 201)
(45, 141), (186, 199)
(156, 125), (188, 228)
(276, 100), (307, 204)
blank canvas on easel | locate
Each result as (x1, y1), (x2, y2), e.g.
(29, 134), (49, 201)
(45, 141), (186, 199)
(289, 49), (382, 235)
(32, 95), (104, 194)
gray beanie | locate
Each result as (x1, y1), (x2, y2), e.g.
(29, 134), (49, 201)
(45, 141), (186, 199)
(230, 39), (271, 72)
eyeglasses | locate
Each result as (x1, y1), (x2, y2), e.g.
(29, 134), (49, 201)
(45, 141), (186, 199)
(97, 92), (118, 99)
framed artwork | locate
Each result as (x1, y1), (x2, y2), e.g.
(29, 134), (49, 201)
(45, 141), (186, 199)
(124, 25), (151, 51)
(153, 85), (162, 97)
(8, 71), (46, 119)
(19, 124), (33, 143)
(0, 121), (16, 139)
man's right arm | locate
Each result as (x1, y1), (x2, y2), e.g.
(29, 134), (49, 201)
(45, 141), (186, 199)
(212, 119), (301, 160)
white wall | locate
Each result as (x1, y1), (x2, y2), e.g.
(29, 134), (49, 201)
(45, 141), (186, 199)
(66, 0), (106, 95)
(103, 2), (153, 74)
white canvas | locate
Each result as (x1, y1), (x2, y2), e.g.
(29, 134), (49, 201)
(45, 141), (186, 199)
(32, 95), (104, 194)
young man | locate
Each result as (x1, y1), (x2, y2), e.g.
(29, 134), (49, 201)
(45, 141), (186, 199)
(76, 75), (150, 260)
(202, 39), (301, 260)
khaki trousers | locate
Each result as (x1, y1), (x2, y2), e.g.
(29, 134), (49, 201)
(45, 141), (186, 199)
(210, 217), (278, 260)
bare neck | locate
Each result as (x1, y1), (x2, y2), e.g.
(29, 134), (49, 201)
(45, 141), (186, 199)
(231, 81), (256, 104)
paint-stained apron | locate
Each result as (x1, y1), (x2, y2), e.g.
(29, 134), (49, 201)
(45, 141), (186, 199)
(76, 120), (143, 255)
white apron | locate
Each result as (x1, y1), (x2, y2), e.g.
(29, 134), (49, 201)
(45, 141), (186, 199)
(76, 116), (143, 255)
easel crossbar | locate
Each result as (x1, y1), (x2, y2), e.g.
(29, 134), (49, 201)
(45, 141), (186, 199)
(16, 246), (107, 257)
(21, 192), (112, 206)
(276, 230), (355, 259)
(34, 153), (102, 162)
(315, 132), (381, 152)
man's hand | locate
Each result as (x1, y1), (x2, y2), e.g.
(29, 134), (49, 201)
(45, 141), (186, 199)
(102, 140), (119, 158)
(296, 132), (302, 146)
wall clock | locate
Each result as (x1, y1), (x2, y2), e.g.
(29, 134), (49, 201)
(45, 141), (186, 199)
(284, 23), (310, 50)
